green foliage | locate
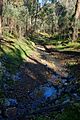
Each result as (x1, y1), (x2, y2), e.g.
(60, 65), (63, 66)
(56, 103), (80, 120)
(3, 2), (29, 36)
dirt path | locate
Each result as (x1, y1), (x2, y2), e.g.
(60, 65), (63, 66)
(10, 45), (80, 102)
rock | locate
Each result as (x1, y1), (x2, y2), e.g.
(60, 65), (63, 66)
(44, 81), (53, 87)
(62, 98), (70, 105)
(4, 99), (18, 107)
(3, 84), (10, 91)
(0, 62), (2, 67)
(48, 74), (61, 86)
(62, 72), (68, 78)
(55, 100), (60, 105)
(72, 93), (80, 101)
(64, 82), (68, 86)
(61, 79), (67, 84)
(5, 107), (17, 119)
(4, 71), (11, 79)
(12, 72), (21, 81)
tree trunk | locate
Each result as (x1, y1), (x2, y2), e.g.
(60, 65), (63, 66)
(72, 0), (80, 41)
(34, 0), (39, 31)
(51, 18), (54, 34)
(0, 16), (2, 36)
(0, 0), (3, 39)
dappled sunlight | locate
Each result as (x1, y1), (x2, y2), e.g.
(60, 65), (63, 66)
(37, 31), (52, 38)
(0, 35), (36, 64)
(0, 34), (80, 120)
(0, 0), (80, 119)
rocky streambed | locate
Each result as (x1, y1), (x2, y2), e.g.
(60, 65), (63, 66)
(0, 45), (80, 120)
(0, 72), (80, 120)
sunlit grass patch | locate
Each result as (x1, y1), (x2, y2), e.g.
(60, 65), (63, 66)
(37, 31), (51, 38)
(56, 42), (80, 51)
(0, 33), (35, 73)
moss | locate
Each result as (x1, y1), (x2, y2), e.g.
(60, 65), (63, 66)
(56, 42), (80, 51)
(0, 33), (35, 74)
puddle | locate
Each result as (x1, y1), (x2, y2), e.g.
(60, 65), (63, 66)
(43, 86), (57, 99)
(30, 83), (57, 109)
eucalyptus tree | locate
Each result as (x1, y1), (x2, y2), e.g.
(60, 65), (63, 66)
(3, 0), (29, 37)
(0, 0), (3, 38)
(72, 0), (80, 41)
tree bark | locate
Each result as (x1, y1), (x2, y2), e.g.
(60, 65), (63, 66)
(0, 16), (2, 36)
(0, 0), (3, 39)
(72, 0), (80, 41)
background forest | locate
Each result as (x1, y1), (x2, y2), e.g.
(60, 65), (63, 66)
(0, 0), (80, 41)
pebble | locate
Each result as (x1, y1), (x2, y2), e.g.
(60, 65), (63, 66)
(4, 99), (18, 107)
(5, 107), (17, 119)
(12, 72), (21, 81)
(73, 93), (80, 100)
(62, 98), (70, 105)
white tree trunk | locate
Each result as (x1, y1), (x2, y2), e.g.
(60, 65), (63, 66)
(0, 16), (2, 37)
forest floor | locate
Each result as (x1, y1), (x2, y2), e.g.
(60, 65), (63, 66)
(0, 34), (80, 120)
(6, 44), (80, 120)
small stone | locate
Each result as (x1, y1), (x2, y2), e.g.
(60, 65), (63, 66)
(73, 93), (80, 100)
(61, 79), (67, 84)
(62, 99), (70, 105)
(64, 83), (68, 85)
(48, 75), (61, 85)
(5, 107), (17, 119)
(0, 62), (2, 67)
(3, 84), (9, 91)
(4, 99), (18, 107)
(12, 72), (21, 81)
(55, 100), (59, 104)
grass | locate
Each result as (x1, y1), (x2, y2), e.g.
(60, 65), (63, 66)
(30, 32), (80, 51)
(55, 103), (80, 120)
(0, 32), (35, 74)
(56, 42), (80, 51)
